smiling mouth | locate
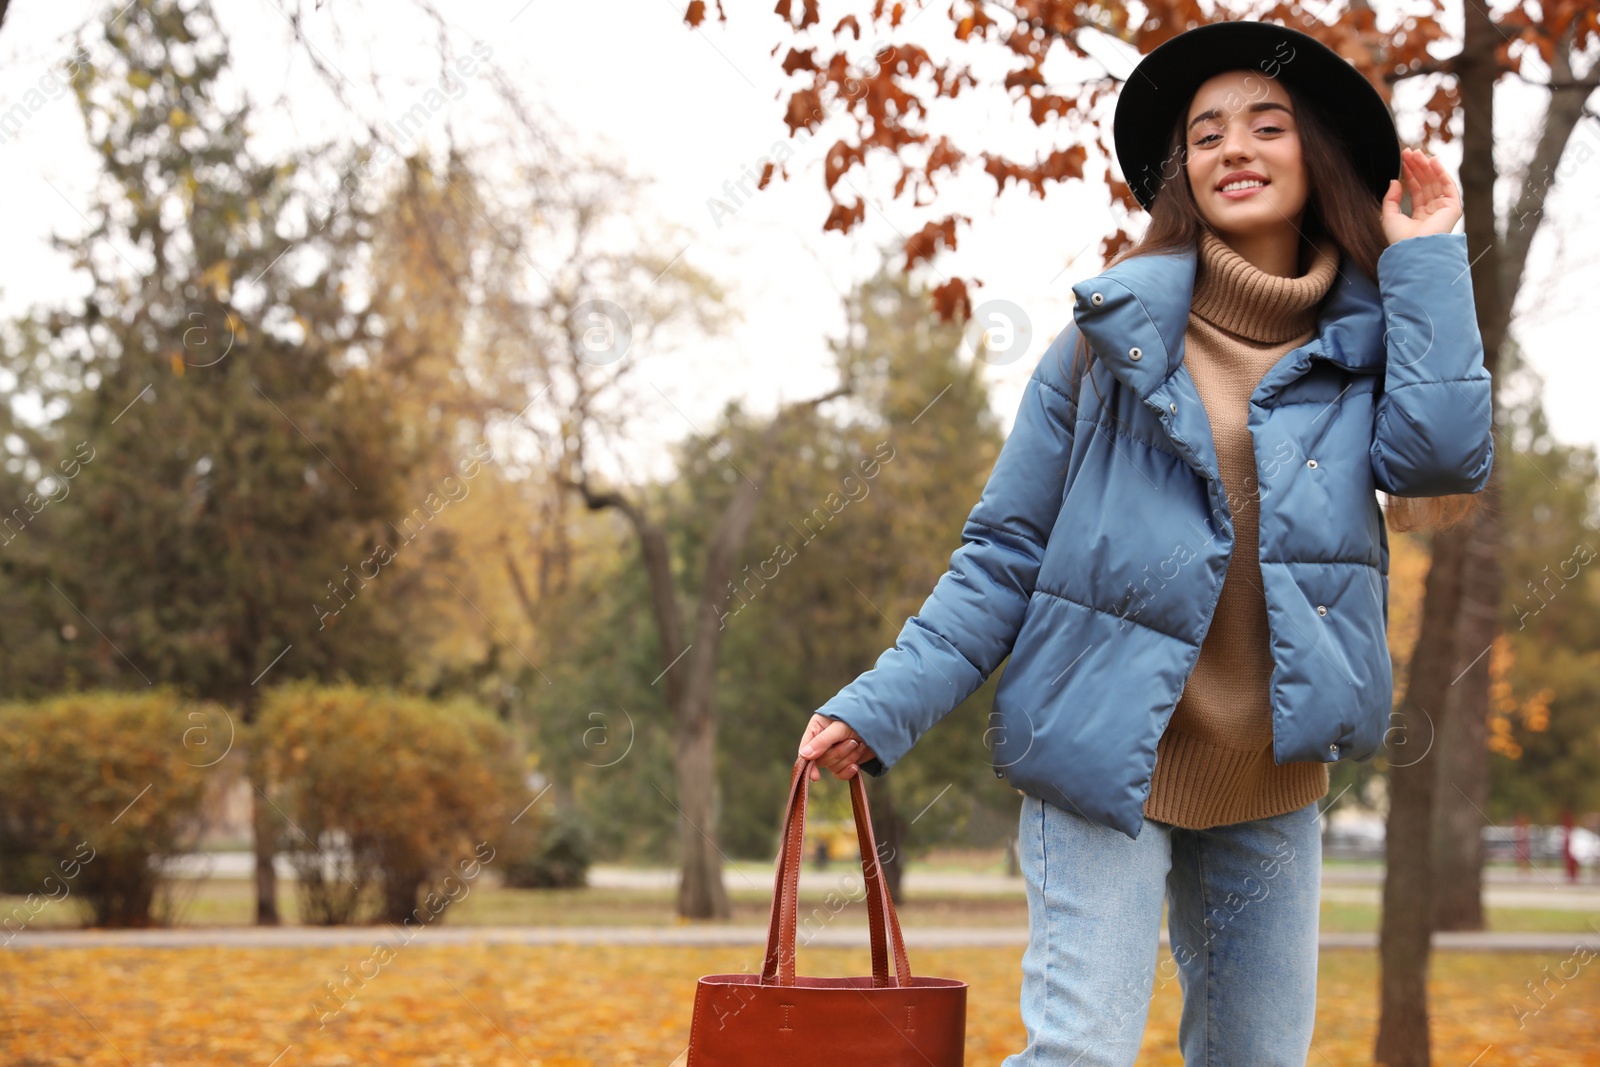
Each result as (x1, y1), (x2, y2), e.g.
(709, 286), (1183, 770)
(1218, 179), (1269, 197)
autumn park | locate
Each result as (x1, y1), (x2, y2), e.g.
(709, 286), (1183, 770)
(1, 0), (1598, 1064)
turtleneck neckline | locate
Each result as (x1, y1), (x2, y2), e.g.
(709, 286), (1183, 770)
(1189, 228), (1340, 344)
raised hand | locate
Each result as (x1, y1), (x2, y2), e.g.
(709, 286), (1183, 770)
(1381, 146), (1462, 245)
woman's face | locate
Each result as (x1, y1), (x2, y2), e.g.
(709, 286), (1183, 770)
(1183, 69), (1308, 242)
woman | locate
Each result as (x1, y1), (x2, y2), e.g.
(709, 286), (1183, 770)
(797, 19), (1493, 1066)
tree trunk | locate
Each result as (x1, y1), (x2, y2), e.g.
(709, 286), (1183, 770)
(673, 712), (731, 919)
(1422, 0), (1594, 948)
(666, 392), (845, 919)
(248, 741), (281, 926)
(380, 866), (429, 927)
(867, 774), (907, 906)
(1375, 0), (1516, 1058)
(1432, 479), (1503, 931)
(1375, 524), (1472, 1067)
(561, 376), (846, 921)
(1430, 696), (1489, 930)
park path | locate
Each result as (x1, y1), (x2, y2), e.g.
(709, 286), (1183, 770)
(154, 854), (1600, 910)
(5, 925), (1595, 951)
(9, 861), (1591, 951)
(601, 863), (1600, 911)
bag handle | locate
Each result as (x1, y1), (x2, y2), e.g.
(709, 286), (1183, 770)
(760, 755), (912, 988)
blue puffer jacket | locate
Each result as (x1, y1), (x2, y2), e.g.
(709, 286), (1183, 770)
(816, 232), (1494, 839)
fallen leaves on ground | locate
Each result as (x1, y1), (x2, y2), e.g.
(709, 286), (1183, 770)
(1, 943), (1596, 1064)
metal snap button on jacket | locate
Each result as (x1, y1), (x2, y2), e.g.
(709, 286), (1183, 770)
(1090, 291), (1104, 305)
(1316, 605), (1328, 616)
(1129, 346), (1142, 360)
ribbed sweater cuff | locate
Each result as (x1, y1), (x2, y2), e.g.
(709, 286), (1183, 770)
(1142, 731), (1330, 830)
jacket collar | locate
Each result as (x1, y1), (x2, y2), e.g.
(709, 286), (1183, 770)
(1069, 239), (1387, 401)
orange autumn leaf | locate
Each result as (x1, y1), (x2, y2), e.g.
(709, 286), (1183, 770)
(5, 944), (1599, 1064)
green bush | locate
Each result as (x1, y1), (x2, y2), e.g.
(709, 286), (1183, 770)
(0, 837), (60, 896)
(256, 682), (524, 925)
(502, 805), (593, 889)
(0, 689), (214, 929)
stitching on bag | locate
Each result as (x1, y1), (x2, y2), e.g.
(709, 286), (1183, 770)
(688, 984), (702, 1066)
(857, 771), (909, 987)
(784, 769), (804, 983)
(781, 781), (793, 983)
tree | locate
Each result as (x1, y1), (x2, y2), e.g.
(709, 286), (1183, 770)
(1430, 339), (1594, 923)
(1380, 9), (1596, 1062)
(415, 143), (758, 917)
(0, 0), (450, 922)
(707, 252), (1013, 902)
(1480, 343), (1600, 822)
(560, 381), (847, 919)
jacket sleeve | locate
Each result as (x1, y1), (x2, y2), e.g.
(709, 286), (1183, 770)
(1369, 232), (1495, 497)
(812, 323), (1082, 775)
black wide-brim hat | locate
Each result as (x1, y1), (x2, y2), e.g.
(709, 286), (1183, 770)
(1113, 20), (1401, 212)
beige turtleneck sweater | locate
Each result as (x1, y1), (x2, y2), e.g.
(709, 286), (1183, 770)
(1141, 227), (1337, 830)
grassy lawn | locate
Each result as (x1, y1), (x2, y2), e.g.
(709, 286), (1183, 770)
(5, 874), (1595, 934)
(3, 944), (1596, 1064)
(1316, 899), (1597, 934)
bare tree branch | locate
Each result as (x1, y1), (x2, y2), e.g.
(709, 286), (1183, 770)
(1496, 19), (1600, 346)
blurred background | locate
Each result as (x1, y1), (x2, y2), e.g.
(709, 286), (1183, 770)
(0, 1), (1597, 1064)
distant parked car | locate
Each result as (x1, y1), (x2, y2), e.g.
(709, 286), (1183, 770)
(1544, 825), (1600, 864)
(1322, 814), (1385, 859)
(1482, 824), (1600, 864)
(1481, 824), (1526, 862)
(1322, 821), (1598, 865)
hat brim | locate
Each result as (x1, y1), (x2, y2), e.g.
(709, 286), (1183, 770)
(1113, 21), (1400, 212)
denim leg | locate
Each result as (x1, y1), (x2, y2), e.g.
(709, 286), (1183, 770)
(1164, 800), (1323, 1066)
(1001, 792), (1171, 1067)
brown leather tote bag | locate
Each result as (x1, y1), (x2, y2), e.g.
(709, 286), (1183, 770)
(680, 755), (968, 1065)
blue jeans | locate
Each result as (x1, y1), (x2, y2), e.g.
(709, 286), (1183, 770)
(1000, 793), (1322, 1066)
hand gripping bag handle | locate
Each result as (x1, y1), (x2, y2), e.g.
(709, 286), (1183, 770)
(759, 754), (911, 988)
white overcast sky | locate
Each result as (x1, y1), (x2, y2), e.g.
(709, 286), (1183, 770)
(2, 0), (1596, 469)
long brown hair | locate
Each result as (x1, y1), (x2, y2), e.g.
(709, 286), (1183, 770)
(1066, 77), (1481, 534)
